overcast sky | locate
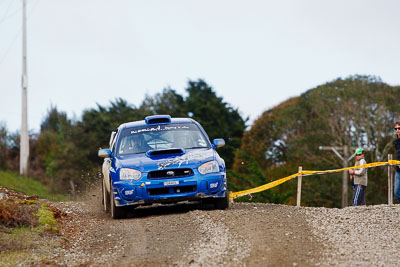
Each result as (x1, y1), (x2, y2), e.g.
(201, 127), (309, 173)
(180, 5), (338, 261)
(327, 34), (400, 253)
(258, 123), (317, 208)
(1, 0), (399, 133)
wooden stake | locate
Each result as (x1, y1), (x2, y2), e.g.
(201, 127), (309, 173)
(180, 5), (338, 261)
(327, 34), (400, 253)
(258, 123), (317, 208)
(297, 166), (302, 207)
(388, 154), (393, 205)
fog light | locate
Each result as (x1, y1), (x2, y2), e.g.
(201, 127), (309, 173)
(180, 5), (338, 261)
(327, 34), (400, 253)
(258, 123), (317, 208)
(125, 190), (134, 196)
(209, 182), (218, 189)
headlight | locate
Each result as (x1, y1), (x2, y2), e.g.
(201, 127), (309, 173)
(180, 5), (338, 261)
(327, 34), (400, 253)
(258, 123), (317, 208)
(198, 160), (219, 175)
(119, 168), (142, 180)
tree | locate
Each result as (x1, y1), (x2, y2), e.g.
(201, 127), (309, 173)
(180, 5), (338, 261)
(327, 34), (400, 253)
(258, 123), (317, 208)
(75, 98), (146, 163)
(36, 106), (73, 191)
(0, 122), (8, 170)
(234, 75), (400, 207)
(140, 88), (187, 117)
(184, 79), (247, 168)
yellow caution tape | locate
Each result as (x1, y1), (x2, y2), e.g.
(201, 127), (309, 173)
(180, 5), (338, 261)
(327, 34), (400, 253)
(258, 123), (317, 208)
(301, 162), (389, 176)
(229, 160), (400, 199)
(230, 173), (300, 199)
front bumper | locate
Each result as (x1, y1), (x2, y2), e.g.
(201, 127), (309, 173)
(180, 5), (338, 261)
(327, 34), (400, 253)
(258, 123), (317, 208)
(111, 172), (227, 207)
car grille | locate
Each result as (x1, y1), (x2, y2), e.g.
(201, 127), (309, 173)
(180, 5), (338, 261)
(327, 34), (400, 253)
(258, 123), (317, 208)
(147, 168), (193, 179)
(147, 185), (197, 196)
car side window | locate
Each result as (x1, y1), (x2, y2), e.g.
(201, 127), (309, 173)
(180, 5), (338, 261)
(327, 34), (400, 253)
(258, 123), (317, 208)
(110, 129), (118, 153)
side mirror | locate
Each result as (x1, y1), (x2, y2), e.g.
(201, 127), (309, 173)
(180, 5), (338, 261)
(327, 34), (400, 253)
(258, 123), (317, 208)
(212, 139), (225, 149)
(98, 148), (113, 158)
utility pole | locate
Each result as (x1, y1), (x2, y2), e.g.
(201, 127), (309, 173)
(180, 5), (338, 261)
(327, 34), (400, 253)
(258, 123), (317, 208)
(319, 145), (355, 208)
(319, 145), (373, 208)
(20, 0), (29, 176)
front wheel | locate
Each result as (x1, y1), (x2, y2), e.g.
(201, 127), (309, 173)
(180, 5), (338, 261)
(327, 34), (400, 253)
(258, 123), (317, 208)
(102, 179), (111, 213)
(214, 191), (230, 210)
(110, 188), (125, 219)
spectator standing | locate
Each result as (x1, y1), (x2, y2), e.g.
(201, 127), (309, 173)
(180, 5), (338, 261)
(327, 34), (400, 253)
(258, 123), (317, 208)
(393, 121), (400, 203)
(349, 148), (367, 206)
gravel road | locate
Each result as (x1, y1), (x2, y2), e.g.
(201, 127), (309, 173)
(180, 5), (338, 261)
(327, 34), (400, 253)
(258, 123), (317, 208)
(42, 192), (400, 267)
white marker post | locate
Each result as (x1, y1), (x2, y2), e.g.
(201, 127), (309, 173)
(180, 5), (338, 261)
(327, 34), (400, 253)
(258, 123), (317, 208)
(388, 154), (393, 205)
(296, 166), (302, 207)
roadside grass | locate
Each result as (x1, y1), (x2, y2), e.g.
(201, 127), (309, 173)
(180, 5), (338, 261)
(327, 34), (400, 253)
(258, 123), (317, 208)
(0, 226), (38, 252)
(0, 186), (66, 266)
(0, 170), (68, 202)
(0, 225), (62, 266)
(0, 249), (32, 267)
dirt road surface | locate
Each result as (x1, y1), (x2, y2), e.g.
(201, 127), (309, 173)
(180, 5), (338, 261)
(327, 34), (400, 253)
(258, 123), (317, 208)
(52, 197), (320, 267)
(19, 190), (398, 267)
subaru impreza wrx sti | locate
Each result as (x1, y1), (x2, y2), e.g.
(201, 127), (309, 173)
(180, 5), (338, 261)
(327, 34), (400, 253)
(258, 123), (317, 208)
(98, 115), (229, 219)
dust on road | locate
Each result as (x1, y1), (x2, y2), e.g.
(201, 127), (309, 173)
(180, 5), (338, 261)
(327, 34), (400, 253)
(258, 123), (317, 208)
(52, 192), (321, 267)
(4, 186), (400, 266)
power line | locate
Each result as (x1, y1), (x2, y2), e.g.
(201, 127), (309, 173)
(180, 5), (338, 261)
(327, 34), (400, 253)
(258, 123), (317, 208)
(0, 29), (20, 66)
(0, 0), (40, 66)
(0, 6), (22, 25)
(319, 145), (373, 208)
(0, 0), (16, 23)
(0, 0), (39, 25)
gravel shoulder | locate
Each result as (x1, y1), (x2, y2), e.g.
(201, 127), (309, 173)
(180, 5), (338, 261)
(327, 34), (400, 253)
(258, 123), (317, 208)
(304, 205), (400, 266)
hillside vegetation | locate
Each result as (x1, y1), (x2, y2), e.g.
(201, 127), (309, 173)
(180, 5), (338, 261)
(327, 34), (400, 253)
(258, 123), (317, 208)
(0, 171), (67, 202)
(231, 75), (400, 207)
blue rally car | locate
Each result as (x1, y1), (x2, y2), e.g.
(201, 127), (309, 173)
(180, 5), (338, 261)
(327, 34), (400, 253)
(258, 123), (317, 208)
(98, 115), (229, 219)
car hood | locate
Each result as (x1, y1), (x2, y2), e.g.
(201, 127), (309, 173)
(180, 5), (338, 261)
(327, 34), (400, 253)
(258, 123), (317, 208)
(115, 149), (216, 172)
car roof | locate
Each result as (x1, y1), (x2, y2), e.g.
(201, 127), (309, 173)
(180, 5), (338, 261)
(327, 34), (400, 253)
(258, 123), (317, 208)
(118, 117), (196, 130)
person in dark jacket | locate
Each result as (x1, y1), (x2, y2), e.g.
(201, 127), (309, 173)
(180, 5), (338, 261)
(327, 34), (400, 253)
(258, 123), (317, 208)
(394, 121), (400, 203)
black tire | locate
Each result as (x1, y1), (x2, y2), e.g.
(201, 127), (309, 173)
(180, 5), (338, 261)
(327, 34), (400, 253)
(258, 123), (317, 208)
(110, 187), (125, 219)
(214, 191), (230, 210)
(102, 179), (111, 213)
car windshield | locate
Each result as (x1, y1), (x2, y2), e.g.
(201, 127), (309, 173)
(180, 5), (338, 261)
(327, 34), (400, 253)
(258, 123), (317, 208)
(116, 123), (210, 156)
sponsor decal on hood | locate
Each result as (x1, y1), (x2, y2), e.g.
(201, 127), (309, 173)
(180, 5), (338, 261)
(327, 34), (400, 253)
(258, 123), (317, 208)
(158, 150), (213, 170)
